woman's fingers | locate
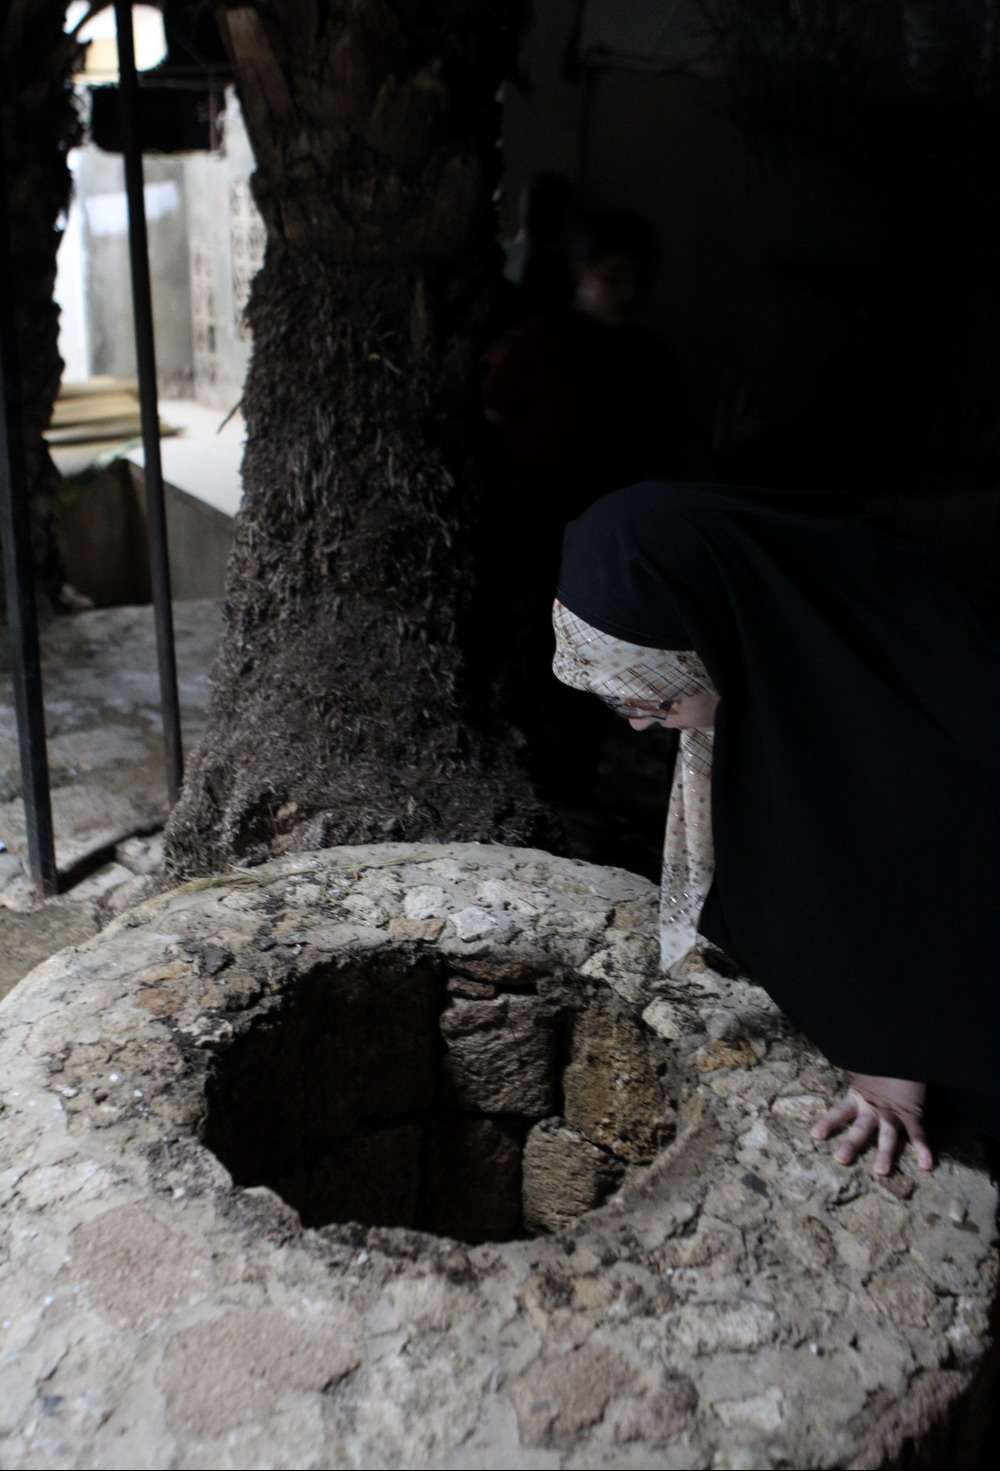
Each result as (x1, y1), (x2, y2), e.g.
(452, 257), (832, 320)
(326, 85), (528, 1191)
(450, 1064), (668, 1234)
(811, 1097), (857, 1141)
(812, 1085), (936, 1175)
(905, 1116), (935, 1172)
(872, 1114), (899, 1176)
(833, 1107), (878, 1166)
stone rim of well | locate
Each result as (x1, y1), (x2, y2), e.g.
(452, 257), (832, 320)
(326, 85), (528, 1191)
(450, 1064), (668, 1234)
(0, 842), (996, 1469)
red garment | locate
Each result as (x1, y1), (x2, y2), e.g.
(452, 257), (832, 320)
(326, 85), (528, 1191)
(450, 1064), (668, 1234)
(483, 317), (585, 472)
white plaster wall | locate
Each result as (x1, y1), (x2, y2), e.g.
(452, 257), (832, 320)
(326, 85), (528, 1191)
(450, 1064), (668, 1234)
(75, 143), (194, 395)
(182, 90), (262, 412)
(54, 151), (89, 384)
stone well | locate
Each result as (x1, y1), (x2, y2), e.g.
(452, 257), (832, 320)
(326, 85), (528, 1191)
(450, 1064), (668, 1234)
(0, 843), (997, 1470)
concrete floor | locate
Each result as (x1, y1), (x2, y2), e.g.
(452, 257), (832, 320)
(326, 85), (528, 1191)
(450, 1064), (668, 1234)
(0, 600), (222, 1001)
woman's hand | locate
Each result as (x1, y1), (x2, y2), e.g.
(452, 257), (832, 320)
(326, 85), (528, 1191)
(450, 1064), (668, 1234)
(811, 1073), (934, 1176)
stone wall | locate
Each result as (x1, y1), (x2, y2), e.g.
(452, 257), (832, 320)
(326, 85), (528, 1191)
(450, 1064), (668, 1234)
(0, 843), (996, 1468)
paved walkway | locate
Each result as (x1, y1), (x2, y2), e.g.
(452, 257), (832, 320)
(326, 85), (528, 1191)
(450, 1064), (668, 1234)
(0, 601), (222, 1000)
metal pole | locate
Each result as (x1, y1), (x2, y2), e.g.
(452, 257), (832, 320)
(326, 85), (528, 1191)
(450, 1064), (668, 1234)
(114, 0), (184, 804)
(0, 119), (59, 897)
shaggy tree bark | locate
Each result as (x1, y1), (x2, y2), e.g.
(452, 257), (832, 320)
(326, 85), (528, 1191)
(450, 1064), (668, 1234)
(166, 0), (555, 875)
(0, 0), (81, 611)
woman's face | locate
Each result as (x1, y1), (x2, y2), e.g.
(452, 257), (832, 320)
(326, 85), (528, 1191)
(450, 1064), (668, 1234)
(551, 599), (717, 735)
(615, 692), (719, 731)
(575, 253), (637, 323)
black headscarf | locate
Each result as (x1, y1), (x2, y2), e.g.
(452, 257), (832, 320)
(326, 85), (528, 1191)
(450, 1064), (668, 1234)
(558, 481), (1000, 1126)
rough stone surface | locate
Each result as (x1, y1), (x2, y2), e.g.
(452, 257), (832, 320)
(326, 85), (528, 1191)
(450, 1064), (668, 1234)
(523, 1119), (625, 1233)
(441, 992), (559, 1116)
(0, 842), (997, 1471)
(0, 900), (99, 1004)
(563, 998), (672, 1162)
(0, 602), (221, 999)
(0, 602), (220, 848)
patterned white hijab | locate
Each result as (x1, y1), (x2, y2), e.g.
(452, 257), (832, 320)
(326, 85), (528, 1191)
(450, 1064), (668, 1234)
(552, 600), (717, 970)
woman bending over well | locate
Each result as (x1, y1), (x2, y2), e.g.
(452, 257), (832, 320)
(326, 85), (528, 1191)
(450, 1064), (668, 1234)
(552, 481), (1000, 1176)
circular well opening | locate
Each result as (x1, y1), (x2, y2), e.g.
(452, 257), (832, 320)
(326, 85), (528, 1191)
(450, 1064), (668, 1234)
(201, 953), (675, 1244)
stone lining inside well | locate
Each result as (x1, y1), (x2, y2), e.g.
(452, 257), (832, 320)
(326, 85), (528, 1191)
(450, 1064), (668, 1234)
(202, 954), (676, 1242)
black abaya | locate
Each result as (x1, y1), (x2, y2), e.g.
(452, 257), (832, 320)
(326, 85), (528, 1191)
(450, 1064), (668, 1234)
(557, 482), (1000, 1122)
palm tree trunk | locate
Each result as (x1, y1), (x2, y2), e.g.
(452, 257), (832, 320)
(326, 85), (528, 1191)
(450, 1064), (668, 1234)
(166, 0), (550, 874)
(1, 0), (81, 612)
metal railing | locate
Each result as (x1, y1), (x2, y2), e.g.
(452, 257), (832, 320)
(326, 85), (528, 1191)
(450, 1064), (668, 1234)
(0, 1), (184, 894)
